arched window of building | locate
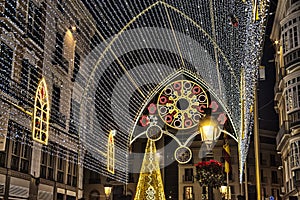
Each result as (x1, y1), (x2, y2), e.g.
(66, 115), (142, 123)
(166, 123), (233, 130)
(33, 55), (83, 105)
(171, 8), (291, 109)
(89, 190), (100, 200)
(63, 29), (75, 74)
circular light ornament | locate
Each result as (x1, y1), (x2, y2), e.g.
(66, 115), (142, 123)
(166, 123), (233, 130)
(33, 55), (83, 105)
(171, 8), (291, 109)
(146, 124), (163, 141)
(174, 146), (192, 164)
(157, 80), (209, 129)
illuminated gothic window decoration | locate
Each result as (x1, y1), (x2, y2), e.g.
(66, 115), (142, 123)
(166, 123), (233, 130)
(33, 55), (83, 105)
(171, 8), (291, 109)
(157, 80), (209, 129)
(32, 77), (50, 145)
(107, 130), (116, 174)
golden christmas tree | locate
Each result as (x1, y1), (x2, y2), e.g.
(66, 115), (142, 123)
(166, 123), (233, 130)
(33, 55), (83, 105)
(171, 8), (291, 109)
(134, 139), (166, 200)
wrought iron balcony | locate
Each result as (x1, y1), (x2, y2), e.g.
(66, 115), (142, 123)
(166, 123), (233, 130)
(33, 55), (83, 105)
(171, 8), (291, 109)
(52, 54), (69, 73)
(276, 121), (290, 146)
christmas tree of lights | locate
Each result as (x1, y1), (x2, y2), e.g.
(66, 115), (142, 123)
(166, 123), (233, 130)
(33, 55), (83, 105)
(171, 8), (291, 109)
(134, 139), (165, 200)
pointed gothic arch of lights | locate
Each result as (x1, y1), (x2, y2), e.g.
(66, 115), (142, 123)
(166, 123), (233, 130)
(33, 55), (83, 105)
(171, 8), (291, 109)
(0, 0), (270, 184)
(75, 0), (269, 183)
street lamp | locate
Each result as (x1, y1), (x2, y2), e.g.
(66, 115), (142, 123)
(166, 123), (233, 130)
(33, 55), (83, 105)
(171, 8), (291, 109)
(220, 185), (231, 199)
(104, 184), (112, 200)
(198, 108), (221, 200)
(198, 108), (221, 153)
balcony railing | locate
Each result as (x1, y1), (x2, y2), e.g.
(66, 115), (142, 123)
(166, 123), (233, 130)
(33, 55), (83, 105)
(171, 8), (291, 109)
(284, 48), (300, 70)
(182, 175), (194, 183)
(0, 79), (35, 107)
(50, 110), (67, 129)
(52, 54), (69, 73)
(276, 121), (290, 146)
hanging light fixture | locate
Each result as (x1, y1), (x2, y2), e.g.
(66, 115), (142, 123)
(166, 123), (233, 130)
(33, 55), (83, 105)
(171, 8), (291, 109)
(104, 184), (112, 200)
(198, 108), (221, 149)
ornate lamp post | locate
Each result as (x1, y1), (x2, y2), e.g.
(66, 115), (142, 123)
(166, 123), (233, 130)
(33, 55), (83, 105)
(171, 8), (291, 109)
(198, 108), (222, 200)
(104, 184), (112, 200)
(198, 110), (220, 151)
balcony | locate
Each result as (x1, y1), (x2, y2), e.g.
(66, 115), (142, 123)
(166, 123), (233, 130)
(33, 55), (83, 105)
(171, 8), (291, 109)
(50, 110), (67, 129)
(274, 72), (284, 103)
(276, 121), (290, 148)
(284, 48), (300, 71)
(262, 177), (268, 183)
(182, 175), (194, 183)
(0, 8), (26, 33)
(25, 27), (45, 50)
(52, 54), (69, 74)
(0, 79), (36, 108)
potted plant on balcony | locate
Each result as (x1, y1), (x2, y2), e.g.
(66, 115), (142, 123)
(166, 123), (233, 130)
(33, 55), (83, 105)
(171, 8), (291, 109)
(195, 159), (224, 188)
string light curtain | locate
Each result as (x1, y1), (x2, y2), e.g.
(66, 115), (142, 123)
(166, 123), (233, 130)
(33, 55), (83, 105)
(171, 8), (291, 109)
(1, 0), (269, 183)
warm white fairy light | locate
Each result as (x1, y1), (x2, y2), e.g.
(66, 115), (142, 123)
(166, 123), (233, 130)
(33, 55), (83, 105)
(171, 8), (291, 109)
(1, 0), (268, 183)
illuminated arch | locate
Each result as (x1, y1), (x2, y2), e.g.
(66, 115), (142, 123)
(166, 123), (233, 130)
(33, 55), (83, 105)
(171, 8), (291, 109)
(32, 77), (50, 145)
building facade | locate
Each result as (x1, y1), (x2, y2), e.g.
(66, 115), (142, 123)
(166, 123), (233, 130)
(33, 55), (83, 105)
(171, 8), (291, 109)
(177, 129), (282, 200)
(0, 0), (285, 200)
(271, 0), (300, 199)
(0, 0), (96, 199)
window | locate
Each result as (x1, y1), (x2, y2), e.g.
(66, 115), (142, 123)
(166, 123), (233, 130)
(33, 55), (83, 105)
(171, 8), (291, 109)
(260, 170), (264, 182)
(290, 29), (294, 49)
(271, 171), (278, 184)
(263, 187), (266, 198)
(294, 26), (299, 47)
(285, 79), (300, 113)
(0, 42), (13, 93)
(4, 0), (27, 29)
(53, 32), (63, 65)
(184, 186), (194, 200)
(20, 59), (41, 106)
(50, 84), (66, 128)
(66, 196), (76, 200)
(184, 168), (194, 182)
(270, 155), (276, 166)
(0, 150), (6, 167)
(27, 1), (46, 48)
(52, 84), (60, 111)
(291, 140), (300, 168)
(52, 32), (68, 72)
(69, 100), (80, 135)
(8, 120), (32, 173)
(283, 31), (288, 53)
(282, 33), (286, 53)
(298, 85), (300, 108)
(67, 152), (78, 187)
(72, 52), (80, 82)
(57, 193), (64, 200)
(57, 146), (66, 183)
(40, 144), (56, 180)
(4, 0), (17, 21)
(89, 171), (101, 184)
(293, 86), (298, 108)
(57, 0), (65, 13)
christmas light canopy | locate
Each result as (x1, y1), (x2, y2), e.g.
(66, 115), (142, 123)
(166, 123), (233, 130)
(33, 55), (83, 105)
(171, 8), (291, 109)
(1, 0), (269, 183)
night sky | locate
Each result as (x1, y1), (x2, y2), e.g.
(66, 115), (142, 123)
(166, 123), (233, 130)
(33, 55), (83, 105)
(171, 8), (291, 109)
(258, 0), (279, 131)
